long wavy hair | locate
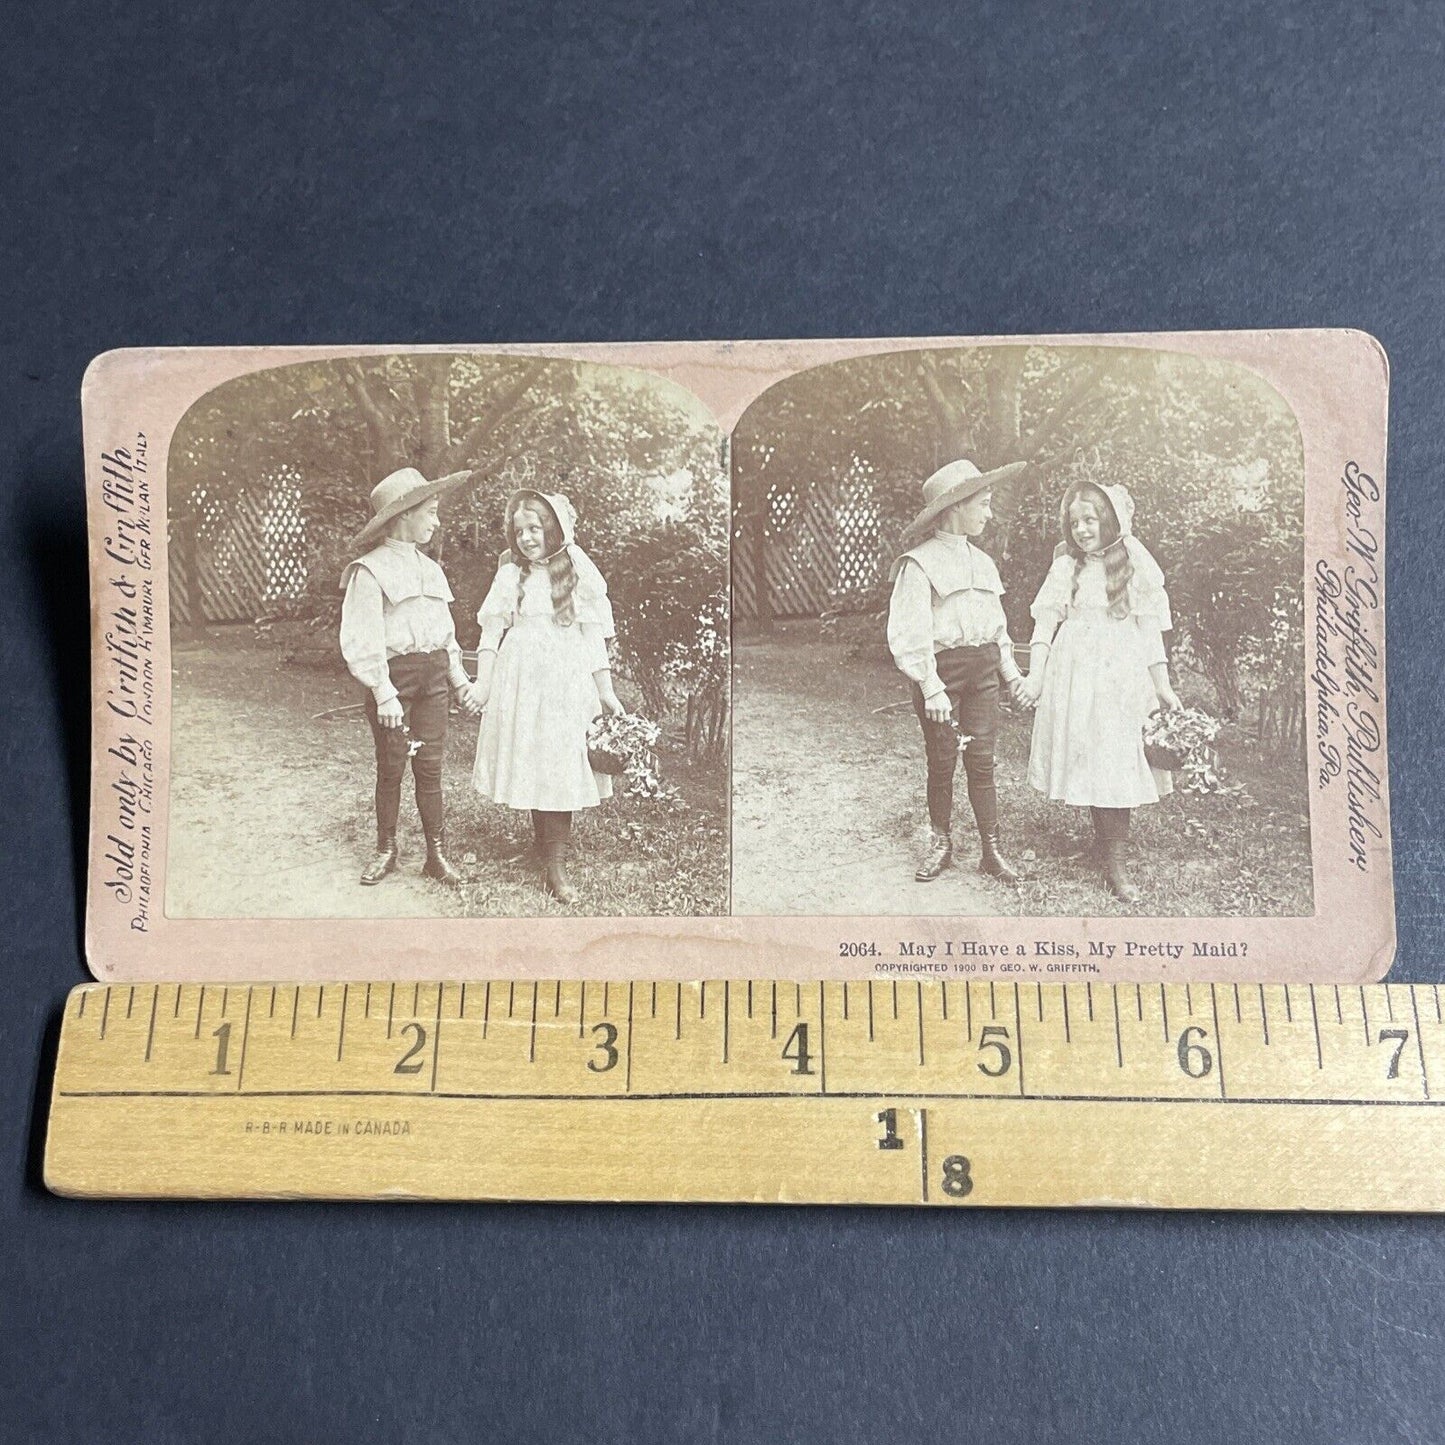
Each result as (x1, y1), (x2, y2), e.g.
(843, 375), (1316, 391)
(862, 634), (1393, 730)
(1059, 481), (1132, 619)
(507, 497), (577, 626)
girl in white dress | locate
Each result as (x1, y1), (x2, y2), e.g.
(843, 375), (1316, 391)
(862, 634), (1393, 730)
(472, 490), (625, 904)
(1018, 480), (1181, 902)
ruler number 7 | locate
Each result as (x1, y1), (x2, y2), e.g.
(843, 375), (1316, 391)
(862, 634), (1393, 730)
(1378, 1028), (1409, 1080)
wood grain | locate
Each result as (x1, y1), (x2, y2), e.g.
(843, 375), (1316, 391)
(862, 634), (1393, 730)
(45, 981), (1445, 1209)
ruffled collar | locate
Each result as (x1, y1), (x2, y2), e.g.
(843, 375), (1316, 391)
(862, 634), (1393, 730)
(890, 530), (1002, 593)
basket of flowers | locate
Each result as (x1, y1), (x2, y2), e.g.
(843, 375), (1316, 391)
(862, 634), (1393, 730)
(585, 720), (629, 775)
(587, 711), (671, 799)
(1143, 707), (1225, 793)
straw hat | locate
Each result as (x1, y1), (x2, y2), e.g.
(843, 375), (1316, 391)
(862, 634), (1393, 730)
(352, 466), (476, 552)
(897, 458), (1027, 550)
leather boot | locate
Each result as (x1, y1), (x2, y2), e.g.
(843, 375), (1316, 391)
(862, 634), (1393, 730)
(422, 831), (463, 885)
(978, 827), (1019, 886)
(360, 835), (398, 886)
(915, 828), (952, 882)
(542, 838), (579, 904)
(1102, 839), (1140, 903)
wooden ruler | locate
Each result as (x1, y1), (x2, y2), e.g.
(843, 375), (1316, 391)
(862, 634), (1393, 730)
(44, 980), (1445, 1209)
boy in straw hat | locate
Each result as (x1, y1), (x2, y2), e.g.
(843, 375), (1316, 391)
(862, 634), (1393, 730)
(887, 457), (1031, 887)
(340, 465), (482, 888)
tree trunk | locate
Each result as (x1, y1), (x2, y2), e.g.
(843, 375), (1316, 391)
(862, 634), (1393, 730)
(916, 353), (975, 461)
(1207, 659), (1242, 721)
(343, 365), (407, 475)
(414, 357), (453, 473)
(983, 347), (1024, 464)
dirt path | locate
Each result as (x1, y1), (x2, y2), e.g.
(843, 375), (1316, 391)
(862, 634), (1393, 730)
(731, 630), (1012, 916)
(168, 639), (457, 919)
(166, 632), (730, 920)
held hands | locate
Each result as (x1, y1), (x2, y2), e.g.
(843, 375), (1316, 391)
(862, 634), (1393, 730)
(377, 696), (404, 729)
(456, 682), (487, 718)
(1009, 673), (1042, 710)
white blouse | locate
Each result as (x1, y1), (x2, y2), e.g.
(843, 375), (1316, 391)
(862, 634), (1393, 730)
(887, 532), (1021, 699)
(1028, 539), (1172, 667)
(339, 540), (469, 705)
(476, 548), (615, 674)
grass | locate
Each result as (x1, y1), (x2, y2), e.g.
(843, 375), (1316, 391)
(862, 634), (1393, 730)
(740, 623), (1313, 919)
(442, 752), (729, 918)
(174, 622), (1311, 922)
(998, 710), (1314, 918)
(171, 625), (729, 918)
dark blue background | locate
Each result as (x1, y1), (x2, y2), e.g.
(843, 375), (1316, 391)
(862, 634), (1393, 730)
(5, 2), (1443, 1440)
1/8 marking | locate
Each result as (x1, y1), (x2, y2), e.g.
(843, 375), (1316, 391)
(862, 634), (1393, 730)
(873, 1107), (974, 1203)
(876, 1107), (903, 1150)
(940, 1156), (973, 1199)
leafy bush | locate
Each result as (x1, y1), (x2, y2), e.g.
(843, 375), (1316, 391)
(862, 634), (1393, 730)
(607, 527), (729, 760)
(734, 345), (1306, 748)
(168, 355), (732, 750)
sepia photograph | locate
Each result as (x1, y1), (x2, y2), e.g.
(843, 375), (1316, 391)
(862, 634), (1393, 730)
(83, 334), (1389, 982)
(163, 353), (729, 919)
(731, 344), (1313, 918)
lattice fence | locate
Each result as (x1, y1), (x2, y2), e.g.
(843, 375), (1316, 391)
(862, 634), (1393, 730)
(171, 482), (310, 625)
(734, 476), (887, 622)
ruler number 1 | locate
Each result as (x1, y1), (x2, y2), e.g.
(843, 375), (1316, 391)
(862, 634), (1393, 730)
(876, 1108), (904, 1150)
(210, 1023), (233, 1076)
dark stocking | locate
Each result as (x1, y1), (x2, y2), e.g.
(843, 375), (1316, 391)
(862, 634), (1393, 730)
(411, 750), (445, 837)
(920, 723), (959, 833)
(1090, 807), (1131, 844)
(961, 742), (997, 833)
(373, 741), (405, 844)
(538, 811), (577, 903)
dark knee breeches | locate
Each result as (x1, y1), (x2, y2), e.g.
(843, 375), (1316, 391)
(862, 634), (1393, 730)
(910, 644), (1002, 835)
(364, 650), (450, 840)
